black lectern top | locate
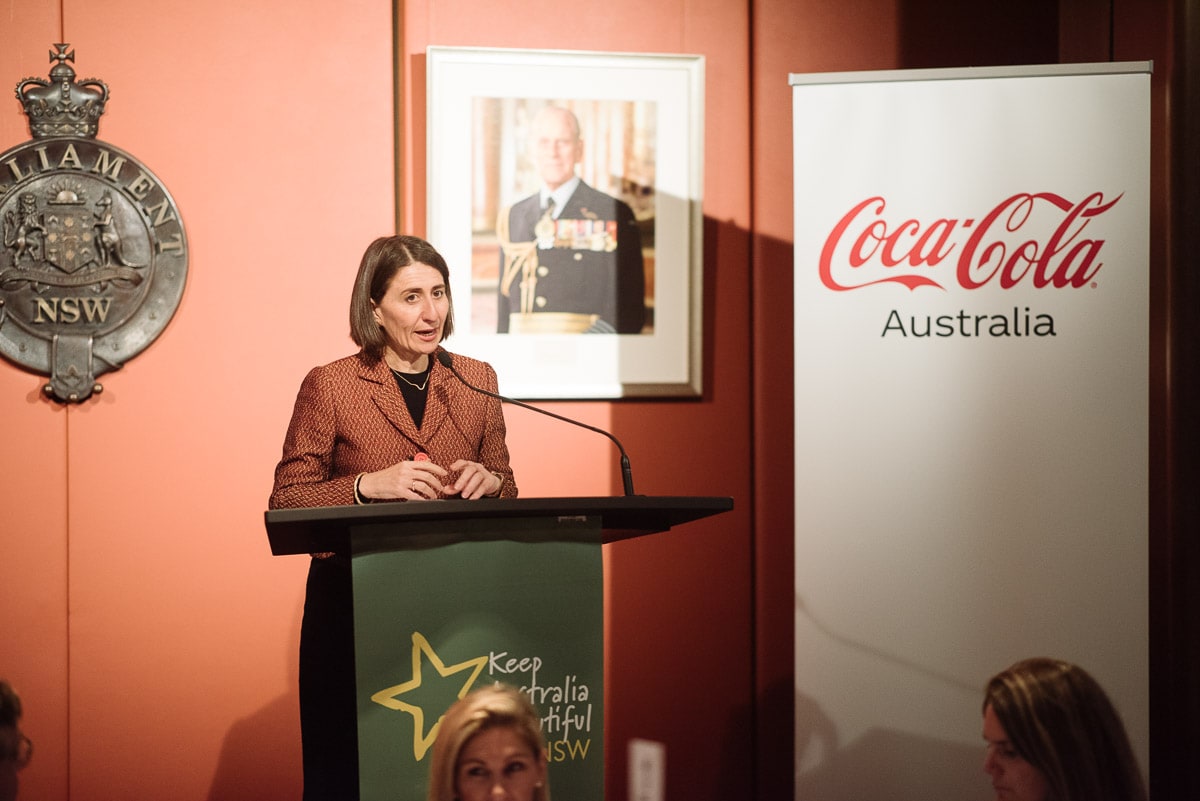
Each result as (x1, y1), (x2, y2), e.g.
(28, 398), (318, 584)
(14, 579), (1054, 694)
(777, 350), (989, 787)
(264, 495), (734, 555)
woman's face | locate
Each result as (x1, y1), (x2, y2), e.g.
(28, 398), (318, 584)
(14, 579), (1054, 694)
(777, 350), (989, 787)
(982, 704), (1050, 801)
(454, 725), (546, 801)
(371, 262), (449, 367)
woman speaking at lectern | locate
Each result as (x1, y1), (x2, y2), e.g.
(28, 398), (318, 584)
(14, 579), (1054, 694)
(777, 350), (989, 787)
(270, 234), (518, 800)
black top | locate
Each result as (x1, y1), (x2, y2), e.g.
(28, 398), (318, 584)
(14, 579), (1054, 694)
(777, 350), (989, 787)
(390, 360), (432, 427)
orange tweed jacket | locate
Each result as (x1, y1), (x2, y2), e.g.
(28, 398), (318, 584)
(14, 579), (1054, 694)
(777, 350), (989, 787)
(269, 348), (517, 509)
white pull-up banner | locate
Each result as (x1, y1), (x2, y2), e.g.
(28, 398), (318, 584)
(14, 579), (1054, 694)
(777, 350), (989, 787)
(791, 63), (1150, 801)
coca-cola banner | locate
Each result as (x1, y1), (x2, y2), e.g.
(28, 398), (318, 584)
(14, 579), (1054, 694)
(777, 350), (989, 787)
(791, 63), (1150, 801)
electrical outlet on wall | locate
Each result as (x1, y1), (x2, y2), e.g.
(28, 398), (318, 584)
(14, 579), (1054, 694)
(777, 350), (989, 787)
(629, 738), (666, 801)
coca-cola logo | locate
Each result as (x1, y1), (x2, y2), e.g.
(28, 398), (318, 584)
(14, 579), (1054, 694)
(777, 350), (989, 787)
(818, 192), (1122, 291)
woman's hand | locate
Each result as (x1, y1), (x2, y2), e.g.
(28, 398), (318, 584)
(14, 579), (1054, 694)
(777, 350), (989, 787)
(358, 459), (450, 501)
(445, 459), (503, 500)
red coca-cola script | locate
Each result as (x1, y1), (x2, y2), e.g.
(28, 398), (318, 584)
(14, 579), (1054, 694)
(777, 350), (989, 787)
(818, 192), (1122, 291)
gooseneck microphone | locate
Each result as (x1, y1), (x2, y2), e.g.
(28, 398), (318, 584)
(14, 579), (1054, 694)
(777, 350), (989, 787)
(436, 350), (636, 496)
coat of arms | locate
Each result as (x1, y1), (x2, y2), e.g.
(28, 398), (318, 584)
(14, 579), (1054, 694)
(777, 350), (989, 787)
(0, 44), (187, 402)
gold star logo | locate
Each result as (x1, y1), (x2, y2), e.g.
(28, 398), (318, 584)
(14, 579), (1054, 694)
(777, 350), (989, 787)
(370, 631), (489, 760)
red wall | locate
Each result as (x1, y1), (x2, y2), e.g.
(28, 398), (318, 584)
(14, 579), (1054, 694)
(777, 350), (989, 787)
(3, 1), (398, 799)
(0, 1), (1184, 800)
(3, 0), (753, 799)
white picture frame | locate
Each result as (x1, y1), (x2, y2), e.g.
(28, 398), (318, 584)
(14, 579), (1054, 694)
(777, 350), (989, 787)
(426, 46), (704, 399)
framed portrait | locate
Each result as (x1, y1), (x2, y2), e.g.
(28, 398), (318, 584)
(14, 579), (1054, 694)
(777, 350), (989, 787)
(426, 47), (705, 399)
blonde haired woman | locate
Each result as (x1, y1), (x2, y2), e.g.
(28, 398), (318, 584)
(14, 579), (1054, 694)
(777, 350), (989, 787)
(427, 684), (549, 801)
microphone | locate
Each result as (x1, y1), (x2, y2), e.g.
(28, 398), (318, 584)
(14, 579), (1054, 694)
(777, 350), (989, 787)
(436, 350), (636, 496)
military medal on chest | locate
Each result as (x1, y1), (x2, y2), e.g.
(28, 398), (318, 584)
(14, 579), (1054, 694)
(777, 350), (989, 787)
(0, 44), (187, 402)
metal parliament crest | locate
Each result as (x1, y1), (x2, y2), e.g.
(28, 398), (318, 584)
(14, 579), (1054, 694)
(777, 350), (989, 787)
(0, 44), (187, 402)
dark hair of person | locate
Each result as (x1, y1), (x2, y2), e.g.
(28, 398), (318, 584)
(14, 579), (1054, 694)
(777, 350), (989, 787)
(1, 679), (27, 769)
(983, 657), (1147, 801)
(0, 681), (20, 729)
(349, 235), (455, 360)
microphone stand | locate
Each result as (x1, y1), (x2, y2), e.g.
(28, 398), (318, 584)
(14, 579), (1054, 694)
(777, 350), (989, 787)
(437, 351), (636, 496)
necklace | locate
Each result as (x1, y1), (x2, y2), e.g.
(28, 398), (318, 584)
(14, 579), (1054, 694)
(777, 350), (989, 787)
(391, 368), (429, 391)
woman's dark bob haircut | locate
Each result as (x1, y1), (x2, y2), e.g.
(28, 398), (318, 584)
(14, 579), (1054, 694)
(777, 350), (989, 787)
(349, 235), (455, 360)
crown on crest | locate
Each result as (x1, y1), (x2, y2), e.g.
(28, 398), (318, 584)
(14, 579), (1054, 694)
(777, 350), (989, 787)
(15, 44), (109, 139)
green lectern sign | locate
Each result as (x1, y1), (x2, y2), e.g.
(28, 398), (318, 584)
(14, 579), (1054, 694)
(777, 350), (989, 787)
(352, 518), (603, 801)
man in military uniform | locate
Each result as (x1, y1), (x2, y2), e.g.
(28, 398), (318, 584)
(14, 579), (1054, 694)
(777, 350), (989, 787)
(497, 105), (646, 334)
